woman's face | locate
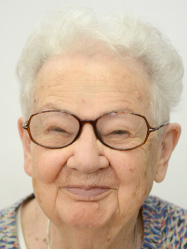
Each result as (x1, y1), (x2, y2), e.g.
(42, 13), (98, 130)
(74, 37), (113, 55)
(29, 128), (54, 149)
(21, 54), (164, 230)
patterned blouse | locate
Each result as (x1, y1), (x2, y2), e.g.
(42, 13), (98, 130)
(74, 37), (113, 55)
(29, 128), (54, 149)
(0, 194), (187, 248)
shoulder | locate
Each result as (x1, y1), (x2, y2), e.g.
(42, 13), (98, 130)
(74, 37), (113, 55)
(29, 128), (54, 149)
(142, 196), (187, 248)
(0, 201), (20, 248)
(0, 194), (35, 248)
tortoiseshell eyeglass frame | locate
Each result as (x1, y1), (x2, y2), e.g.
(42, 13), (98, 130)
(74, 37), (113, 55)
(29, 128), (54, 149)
(22, 110), (169, 151)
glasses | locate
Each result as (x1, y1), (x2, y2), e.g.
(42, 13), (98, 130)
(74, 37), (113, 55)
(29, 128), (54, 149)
(22, 110), (168, 151)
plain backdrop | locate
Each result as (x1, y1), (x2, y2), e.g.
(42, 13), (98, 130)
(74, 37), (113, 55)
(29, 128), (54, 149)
(0, 0), (186, 209)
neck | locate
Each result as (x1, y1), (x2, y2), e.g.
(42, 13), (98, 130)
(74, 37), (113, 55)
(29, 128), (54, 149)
(22, 199), (142, 249)
(48, 216), (138, 249)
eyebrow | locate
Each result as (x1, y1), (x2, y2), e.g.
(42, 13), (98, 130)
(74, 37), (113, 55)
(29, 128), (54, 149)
(38, 104), (67, 112)
(37, 104), (137, 117)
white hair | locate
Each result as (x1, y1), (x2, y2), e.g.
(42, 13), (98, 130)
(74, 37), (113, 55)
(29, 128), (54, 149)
(16, 7), (184, 124)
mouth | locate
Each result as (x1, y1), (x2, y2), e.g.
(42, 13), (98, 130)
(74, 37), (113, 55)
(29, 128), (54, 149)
(62, 186), (112, 200)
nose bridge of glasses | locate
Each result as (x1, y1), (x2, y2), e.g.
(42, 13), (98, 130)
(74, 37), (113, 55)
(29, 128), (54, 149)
(78, 119), (98, 139)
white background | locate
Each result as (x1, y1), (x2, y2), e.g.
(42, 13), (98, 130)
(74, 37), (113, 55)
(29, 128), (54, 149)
(0, 0), (186, 209)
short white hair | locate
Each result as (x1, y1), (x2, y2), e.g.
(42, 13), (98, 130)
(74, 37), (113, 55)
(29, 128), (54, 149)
(17, 7), (184, 124)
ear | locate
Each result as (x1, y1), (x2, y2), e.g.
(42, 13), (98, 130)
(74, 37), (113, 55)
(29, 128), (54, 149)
(154, 123), (181, 183)
(18, 117), (33, 177)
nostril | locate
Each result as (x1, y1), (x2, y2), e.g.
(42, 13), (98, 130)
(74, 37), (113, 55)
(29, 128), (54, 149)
(66, 150), (109, 174)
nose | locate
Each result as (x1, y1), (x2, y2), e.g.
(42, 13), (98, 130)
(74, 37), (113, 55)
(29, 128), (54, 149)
(67, 124), (109, 174)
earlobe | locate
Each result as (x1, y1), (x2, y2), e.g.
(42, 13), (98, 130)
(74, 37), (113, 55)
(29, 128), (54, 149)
(18, 117), (33, 177)
(154, 123), (181, 183)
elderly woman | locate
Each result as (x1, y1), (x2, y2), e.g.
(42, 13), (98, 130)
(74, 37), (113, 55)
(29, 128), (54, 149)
(0, 8), (186, 249)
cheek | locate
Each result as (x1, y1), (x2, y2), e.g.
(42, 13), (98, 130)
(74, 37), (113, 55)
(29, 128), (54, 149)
(31, 147), (71, 214)
(31, 146), (69, 184)
(110, 150), (147, 185)
(109, 148), (156, 202)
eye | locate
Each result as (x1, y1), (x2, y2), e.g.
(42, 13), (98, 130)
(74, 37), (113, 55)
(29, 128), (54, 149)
(49, 127), (66, 132)
(103, 130), (131, 140)
(111, 130), (129, 135)
(44, 126), (68, 135)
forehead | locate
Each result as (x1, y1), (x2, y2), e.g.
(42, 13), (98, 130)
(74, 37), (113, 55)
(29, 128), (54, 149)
(33, 54), (151, 118)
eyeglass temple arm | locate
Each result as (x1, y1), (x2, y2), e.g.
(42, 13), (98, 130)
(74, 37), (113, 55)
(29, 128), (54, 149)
(149, 122), (169, 132)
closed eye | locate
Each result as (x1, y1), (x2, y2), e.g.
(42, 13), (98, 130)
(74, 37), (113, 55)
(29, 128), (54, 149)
(111, 130), (128, 135)
(52, 127), (65, 132)
(46, 126), (67, 133)
(103, 130), (131, 139)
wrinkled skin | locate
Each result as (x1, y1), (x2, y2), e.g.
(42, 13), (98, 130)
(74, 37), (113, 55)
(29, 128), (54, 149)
(18, 54), (180, 249)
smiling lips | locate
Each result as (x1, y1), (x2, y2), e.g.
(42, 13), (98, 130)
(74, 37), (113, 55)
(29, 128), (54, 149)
(64, 186), (110, 198)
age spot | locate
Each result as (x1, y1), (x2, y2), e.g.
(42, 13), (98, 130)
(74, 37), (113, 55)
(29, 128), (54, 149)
(129, 168), (135, 173)
(81, 99), (86, 104)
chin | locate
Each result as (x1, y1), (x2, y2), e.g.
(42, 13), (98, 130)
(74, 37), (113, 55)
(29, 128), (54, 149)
(57, 201), (118, 229)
